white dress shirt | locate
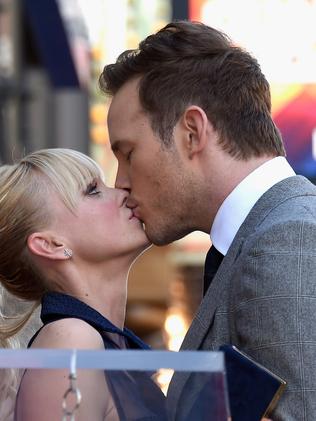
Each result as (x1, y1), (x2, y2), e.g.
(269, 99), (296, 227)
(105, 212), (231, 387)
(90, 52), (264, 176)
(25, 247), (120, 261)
(211, 157), (296, 255)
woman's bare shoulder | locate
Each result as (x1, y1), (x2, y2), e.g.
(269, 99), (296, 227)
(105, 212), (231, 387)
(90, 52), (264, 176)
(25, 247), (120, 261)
(31, 317), (104, 349)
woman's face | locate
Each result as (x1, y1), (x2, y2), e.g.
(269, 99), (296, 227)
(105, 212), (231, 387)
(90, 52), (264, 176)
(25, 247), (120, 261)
(50, 177), (151, 263)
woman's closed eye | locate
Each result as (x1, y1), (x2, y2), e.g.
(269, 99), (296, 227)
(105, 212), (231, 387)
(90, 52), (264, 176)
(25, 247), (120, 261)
(86, 181), (101, 196)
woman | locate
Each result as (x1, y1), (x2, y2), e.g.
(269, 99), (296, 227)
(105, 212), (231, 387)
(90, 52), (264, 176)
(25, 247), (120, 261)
(0, 148), (167, 420)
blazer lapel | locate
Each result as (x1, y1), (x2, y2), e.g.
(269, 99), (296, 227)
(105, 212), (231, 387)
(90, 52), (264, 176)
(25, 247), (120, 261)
(167, 175), (311, 419)
(180, 176), (311, 352)
(167, 233), (245, 419)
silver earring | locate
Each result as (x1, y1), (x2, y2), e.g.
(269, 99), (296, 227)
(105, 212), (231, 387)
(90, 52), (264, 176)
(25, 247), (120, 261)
(64, 248), (73, 258)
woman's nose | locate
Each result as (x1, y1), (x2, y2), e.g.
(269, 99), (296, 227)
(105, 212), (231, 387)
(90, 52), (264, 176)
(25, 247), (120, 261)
(116, 188), (129, 207)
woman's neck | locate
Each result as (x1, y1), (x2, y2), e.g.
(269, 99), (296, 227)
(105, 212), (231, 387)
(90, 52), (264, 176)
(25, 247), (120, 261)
(52, 259), (131, 329)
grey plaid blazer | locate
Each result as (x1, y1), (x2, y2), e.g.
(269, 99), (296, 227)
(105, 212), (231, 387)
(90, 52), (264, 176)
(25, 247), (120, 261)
(167, 175), (316, 421)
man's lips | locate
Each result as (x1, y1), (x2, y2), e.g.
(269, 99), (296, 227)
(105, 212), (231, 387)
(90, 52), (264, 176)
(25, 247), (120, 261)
(128, 210), (140, 221)
(129, 212), (137, 220)
(129, 207), (141, 220)
(129, 208), (145, 229)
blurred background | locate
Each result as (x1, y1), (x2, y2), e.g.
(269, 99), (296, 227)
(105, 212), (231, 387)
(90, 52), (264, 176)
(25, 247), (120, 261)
(1, 0), (316, 364)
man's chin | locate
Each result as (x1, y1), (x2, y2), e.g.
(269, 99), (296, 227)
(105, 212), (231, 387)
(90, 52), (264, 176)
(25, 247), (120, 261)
(145, 224), (193, 246)
(145, 229), (179, 247)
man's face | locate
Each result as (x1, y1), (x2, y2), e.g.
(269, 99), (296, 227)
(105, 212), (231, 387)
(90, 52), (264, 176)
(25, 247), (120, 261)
(107, 78), (198, 245)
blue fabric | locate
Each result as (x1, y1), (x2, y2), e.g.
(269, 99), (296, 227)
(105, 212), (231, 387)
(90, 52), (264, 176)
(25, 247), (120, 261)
(36, 292), (167, 421)
(40, 292), (151, 350)
(22, 0), (80, 88)
(203, 246), (224, 295)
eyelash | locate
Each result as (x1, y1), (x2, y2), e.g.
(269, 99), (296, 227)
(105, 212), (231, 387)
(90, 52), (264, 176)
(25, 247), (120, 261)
(126, 151), (132, 162)
(86, 181), (101, 196)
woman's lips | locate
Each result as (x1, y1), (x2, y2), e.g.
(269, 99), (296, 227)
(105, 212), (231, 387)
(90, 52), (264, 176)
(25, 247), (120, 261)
(129, 210), (141, 221)
(130, 207), (141, 220)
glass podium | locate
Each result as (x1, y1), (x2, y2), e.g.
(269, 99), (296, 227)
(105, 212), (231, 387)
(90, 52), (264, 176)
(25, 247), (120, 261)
(0, 349), (230, 420)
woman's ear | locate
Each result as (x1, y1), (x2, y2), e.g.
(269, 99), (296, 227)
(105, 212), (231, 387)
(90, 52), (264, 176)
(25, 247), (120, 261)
(27, 232), (70, 261)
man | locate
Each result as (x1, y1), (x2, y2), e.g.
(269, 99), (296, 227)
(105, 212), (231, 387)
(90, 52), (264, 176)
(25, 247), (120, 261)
(100, 21), (316, 420)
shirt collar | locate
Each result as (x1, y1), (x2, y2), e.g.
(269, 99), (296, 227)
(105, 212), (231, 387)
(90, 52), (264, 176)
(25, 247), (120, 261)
(41, 292), (150, 350)
(210, 157), (296, 255)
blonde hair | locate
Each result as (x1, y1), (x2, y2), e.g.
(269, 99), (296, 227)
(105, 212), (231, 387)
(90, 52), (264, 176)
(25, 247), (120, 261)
(0, 149), (104, 417)
(0, 148), (104, 338)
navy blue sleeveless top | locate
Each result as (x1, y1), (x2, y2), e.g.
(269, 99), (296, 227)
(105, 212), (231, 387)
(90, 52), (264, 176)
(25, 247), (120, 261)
(30, 292), (167, 421)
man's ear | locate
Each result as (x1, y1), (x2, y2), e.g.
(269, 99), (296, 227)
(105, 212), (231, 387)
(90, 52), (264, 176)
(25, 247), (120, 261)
(181, 106), (210, 159)
(27, 232), (69, 261)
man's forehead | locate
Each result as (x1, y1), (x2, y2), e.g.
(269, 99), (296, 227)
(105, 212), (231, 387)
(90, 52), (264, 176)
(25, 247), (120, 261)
(108, 81), (143, 123)
(111, 77), (141, 107)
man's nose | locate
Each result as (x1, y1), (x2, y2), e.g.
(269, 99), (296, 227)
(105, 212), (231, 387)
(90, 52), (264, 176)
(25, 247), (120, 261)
(115, 168), (131, 192)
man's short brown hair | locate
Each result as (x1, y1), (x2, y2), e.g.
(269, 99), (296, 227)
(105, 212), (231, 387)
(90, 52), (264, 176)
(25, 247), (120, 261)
(99, 20), (285, 159)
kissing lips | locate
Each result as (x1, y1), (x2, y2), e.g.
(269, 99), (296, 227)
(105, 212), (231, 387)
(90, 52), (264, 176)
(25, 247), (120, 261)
(129, 206), (141, 220)
(128, 209), (143, 225)
(130, 208), (146, 230)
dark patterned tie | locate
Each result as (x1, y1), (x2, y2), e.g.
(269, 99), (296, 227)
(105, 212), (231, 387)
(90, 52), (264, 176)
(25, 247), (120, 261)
(203, 245), (224, 295)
